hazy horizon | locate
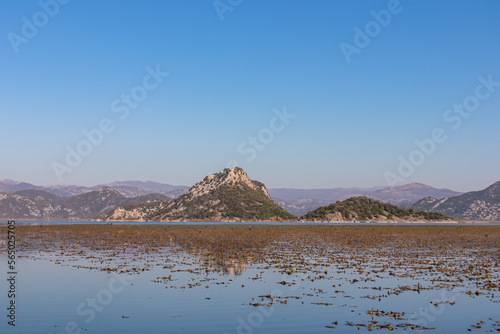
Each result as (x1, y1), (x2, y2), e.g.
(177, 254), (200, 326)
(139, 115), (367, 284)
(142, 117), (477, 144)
(1, 174), (495, 194)
(1, 1), (499, 193)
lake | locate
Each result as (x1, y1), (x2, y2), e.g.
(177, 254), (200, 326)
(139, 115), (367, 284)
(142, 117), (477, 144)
(1, 224), (499, 333)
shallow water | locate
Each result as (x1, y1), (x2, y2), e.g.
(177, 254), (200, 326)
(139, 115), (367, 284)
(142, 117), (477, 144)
(1, 225), (499, 333)
(4, 220), (500, 226)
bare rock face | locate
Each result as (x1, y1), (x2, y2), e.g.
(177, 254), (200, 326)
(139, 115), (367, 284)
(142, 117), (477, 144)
(185, 167), (271, 200)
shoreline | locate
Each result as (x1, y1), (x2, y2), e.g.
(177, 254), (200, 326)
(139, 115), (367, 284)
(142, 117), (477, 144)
(1, 218), (499, 224)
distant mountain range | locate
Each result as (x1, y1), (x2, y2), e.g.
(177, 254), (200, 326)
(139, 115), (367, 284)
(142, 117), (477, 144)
(1, 176), (498, 221)
(1, 179), (461, 217)
(411, 182), (500, 221)
(0, 179), (188, 198)
(0, 187), (169, 220)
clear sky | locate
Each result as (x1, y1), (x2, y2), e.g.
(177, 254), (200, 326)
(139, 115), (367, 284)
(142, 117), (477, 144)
(1, 0), (499, 192)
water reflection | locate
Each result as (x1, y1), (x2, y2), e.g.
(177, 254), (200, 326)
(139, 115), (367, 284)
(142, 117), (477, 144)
(219, 258), (251, 275)
(199, 256), (252, 275)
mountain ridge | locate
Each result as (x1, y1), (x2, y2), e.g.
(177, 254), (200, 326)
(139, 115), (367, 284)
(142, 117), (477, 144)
(0, 179), (187, 198)
(3, 177), (498, 221)
(411, 181), (500, 220)
(0, 187), (170, 220)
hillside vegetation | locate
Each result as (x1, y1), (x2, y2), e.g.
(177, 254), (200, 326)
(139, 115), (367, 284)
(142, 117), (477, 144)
(302, 196), (451, 221)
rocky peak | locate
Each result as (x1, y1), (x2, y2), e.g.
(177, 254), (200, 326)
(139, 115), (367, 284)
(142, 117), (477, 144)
(187, 168), (271, 199)
(116, 167), (295, 221)
(97, 186), (123, 196)
(99, 186), (115, 191)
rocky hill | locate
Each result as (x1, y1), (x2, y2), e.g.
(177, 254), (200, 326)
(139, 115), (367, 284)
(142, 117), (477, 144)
(301, 196), (451, 222)
(411, 181), (500, 220)
(104, 168), (296, 221)
(0, 187), (170, 220)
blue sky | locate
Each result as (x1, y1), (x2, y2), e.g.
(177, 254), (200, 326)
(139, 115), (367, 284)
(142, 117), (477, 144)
(1, 0), (499, 192)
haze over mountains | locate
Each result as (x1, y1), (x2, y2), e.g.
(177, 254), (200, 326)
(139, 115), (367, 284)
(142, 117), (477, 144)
(0, 179), (188, 198)
(268, 183), (461, 216)
(0, 179), (461, 216)
(1, 176), (498, 221)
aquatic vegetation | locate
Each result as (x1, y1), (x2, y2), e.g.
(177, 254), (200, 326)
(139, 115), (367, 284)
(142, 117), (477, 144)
(2, 224), (499, 332)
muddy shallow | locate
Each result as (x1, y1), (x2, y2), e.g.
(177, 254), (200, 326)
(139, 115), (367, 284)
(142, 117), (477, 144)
(1, 224), (499, 333)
